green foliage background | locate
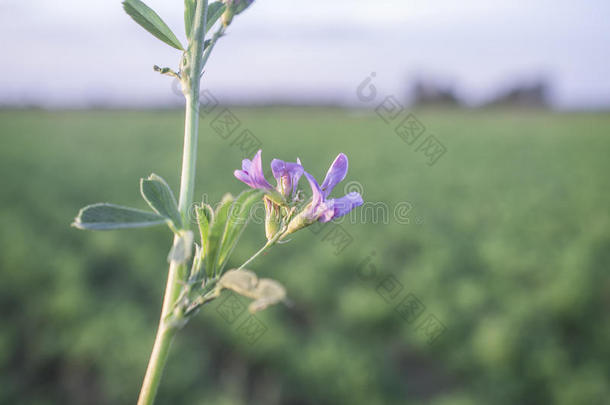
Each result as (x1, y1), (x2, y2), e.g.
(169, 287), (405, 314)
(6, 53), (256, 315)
(1, 108), (609, 404)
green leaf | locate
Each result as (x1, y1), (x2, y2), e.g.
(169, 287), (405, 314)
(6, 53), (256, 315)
(123, 0), (184, 50)
(200, 191), (260, 278)
(204, 193), (234, 277)
(234, 0), (254, 15)
(72, 203), (165, 230)
(217, 189), (263, 273)
(205, 2), (226, 33)
(195, 203), (214, 250)
(184, 0), (197, 37)
(218, 269), (287, 313)
(140, 174), (182, 230)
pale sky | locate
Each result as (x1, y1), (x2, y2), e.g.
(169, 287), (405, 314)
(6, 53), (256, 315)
(1, 0), (609, 108)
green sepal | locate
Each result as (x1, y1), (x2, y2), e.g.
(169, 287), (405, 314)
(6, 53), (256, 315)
(140, 174), (182, 231)
(72, 203), (165, 230)
(264, 189), (286, 206)
(123, 0), (184, 50)
(263, 196), (281, 241)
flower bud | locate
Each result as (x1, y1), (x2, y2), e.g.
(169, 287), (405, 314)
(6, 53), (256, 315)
(221, 5), (234, 27)
(264, 196), (282, 240)
(222, 0), (254, 27)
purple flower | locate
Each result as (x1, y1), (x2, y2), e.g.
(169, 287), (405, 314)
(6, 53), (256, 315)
(271, 158), (304, 200)
(285, 153), (363, 234)
(234, 150), (304, 205)
(234, 150), (273, 191)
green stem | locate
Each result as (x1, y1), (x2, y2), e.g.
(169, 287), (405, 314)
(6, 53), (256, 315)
(137, 1), (210, 404)
(178, 0), (211, 215)
(201, 27), (225, 69)
(136, 258), (184, 405)
(177, 93), (200, 214)
(237, 232), (282, 270)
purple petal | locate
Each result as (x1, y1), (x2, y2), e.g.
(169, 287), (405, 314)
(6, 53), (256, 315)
(250, 150), (273, 190)
(303, 172), (323, 207)
(271, 159), (288, 196)
(270, 159), (286, 180)
(288, 163), (304, 194)
(234, 170), (254, 188)
(241, 158), (252, 172)
(271, 159), (303, 178)
(326, 192), (363, 221)
(294, 159), (304, 195)
(272, 159), (304, 198)
(321, 153), (348, 198)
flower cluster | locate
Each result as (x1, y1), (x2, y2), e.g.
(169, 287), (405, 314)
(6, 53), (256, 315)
(234, 150), (363, 240)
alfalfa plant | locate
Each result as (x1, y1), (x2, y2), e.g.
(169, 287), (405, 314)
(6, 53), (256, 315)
(73, 1), (363, 403)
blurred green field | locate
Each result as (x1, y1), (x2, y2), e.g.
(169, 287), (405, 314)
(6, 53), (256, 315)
(1, 108), (609, 405)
